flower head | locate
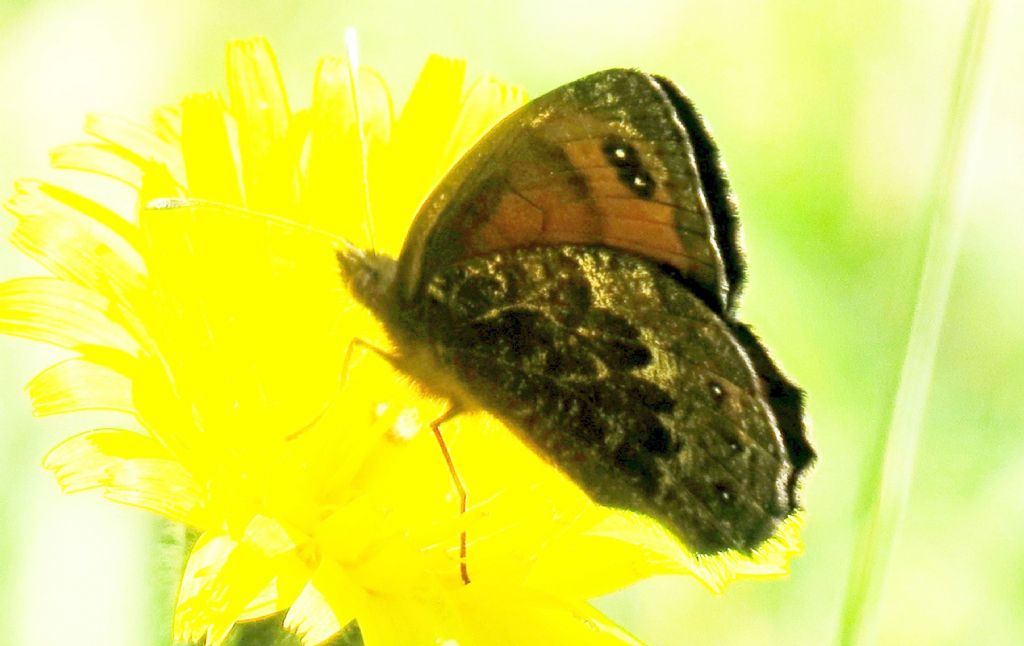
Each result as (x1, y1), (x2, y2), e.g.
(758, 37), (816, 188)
(1, 37), (804, 645)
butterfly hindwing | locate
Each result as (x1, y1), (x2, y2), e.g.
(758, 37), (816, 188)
(395, 69), (742, 316)
(415, 245), (794, 553)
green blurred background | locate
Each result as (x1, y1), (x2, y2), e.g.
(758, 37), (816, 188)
(1, 1), (1021, 644)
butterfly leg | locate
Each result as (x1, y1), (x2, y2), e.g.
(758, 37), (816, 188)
(340, 336), (396, 385)
(285, 337), (392, 441)
(339, 340), (472, 584)
(429, 406), (471, 585)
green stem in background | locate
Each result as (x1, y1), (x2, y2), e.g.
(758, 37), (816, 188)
(151, 522), (197, 646)
(837, 1), (994, 645)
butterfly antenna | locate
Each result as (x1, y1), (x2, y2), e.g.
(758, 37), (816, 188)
(344, 26), (377, 253)
(145, 197), (366, 262)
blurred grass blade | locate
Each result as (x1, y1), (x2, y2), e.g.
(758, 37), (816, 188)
(837, 2), (995, 644)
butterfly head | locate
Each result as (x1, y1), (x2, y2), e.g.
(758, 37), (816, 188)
(337, 247), (398, 315)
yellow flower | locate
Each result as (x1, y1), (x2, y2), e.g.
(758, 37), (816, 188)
(1, 37), (804, 645)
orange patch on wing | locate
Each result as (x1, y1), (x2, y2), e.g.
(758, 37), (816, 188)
(561, 138), (610, 168)
(591, 194), (693, 267)
(469, 191), (544, 250)
(532, 199), (599, 243)
(463, 135), (719, 293)
(602, 216), (685, 257)
(593, 194), (675, 226)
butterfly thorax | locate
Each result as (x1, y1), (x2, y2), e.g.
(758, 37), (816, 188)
(338, 248), (487, 412)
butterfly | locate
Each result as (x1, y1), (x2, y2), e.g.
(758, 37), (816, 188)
(156, 68), (814, 583)
(340, 69), (814, 559)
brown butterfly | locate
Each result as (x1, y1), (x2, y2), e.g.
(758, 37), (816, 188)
(157, 68), (814, 584)
(340, 69), (814, 571)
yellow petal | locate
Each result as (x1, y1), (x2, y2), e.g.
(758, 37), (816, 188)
(358, 66), (393, 150)
(181, 529), (296, 646)
(180, 93), (243, 204)
(457, 585), (641, 646)
(532, 509), (806, 596)
(8, 207), (147, 324)
(137, 201), (347, 442)
(241, 514), (304, 558)
(0, 277), (139, 354)
(354, 582), (463, 646)
(101, 459), (208, 526)
(26, 357), (134, 416)
(235, 557), (311, 623)
(151, 103), (183, 143)
(518, 507), (678, 598)
(6, 179), (142, 254)
(392, 55), (466, 174)
(234, 581), (291, 623)
(284, 560), (361, 646)
(232, 516), (312, 621)
(41, 429), (208, 526)
(84, 112), (185, 188)
(285, 585), (346, 646)
(226, 37), (296, 212)
(441, 76), (526, 171)
(42, 428), (164, 470)
(49, 142), (146, 188)
(373, 55), (466, 255)
(175, 532), (238, 643)
(302, 55), (375, 244)
(128, 352), (197, 449)
(687, 513), (806, 591)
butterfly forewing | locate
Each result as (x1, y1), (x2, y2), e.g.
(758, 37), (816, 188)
(395, 69), (738, 315)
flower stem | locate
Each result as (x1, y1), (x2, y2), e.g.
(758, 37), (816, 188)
(836, 1), (994, 644)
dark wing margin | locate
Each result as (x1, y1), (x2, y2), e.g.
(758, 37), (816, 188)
(650, 75), (746, 315)
(728, 322), (814, 507)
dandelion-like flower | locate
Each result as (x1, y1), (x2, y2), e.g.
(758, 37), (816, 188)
(1, 37), (804, 645)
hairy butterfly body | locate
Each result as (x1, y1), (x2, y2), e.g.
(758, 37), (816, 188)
(340, 69), (813, 555)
